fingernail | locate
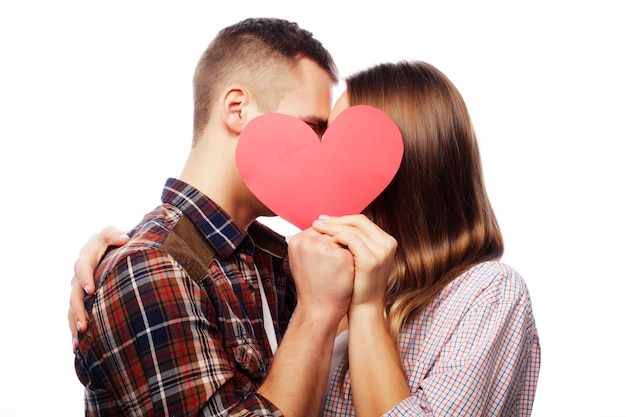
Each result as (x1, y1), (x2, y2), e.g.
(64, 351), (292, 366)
(77, 321), (83, 331)
(84, 285), (90, 293)
(313, 214), (330, 226)
(313, 215), (330, 227)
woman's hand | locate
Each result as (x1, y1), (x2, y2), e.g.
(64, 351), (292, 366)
(311, 214), (397, 310)
(313, 214), (409, 416)
(69, 226), (129, 352)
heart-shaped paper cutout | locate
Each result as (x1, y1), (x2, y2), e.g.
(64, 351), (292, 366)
(236, 105), (404, 230)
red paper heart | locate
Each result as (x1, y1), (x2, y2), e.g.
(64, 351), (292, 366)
(236, 105), (404, 230)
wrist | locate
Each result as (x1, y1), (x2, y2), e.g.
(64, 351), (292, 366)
(291, 303), (345, 334)
(349, 299), (386, 321)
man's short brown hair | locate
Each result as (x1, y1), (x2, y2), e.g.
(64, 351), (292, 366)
(192, 18), (338, 140)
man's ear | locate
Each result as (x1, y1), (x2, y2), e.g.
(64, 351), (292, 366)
(222, 87), (253, 134)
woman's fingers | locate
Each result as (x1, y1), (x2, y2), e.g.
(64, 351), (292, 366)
(312, 214), (397, 261)
(312, 215), (397, 308)
(69, 226), (129, 352)
(73, 226), (128, 293)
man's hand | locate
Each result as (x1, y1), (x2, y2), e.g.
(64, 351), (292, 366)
(255, 226), (355, 417)
(287, 226), (355, 323)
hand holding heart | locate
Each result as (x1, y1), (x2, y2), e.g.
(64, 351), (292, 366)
(236, 105), (404, 230)
(312, 214), (398, 309)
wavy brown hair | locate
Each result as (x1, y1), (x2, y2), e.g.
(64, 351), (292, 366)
(346, 61), (504, 342)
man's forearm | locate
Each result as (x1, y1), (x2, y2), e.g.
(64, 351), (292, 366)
(257, 308), (339, 417)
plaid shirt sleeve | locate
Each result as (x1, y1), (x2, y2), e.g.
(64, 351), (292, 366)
(76, 247), (282, 417)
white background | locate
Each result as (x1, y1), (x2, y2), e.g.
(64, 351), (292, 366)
(1, 1), (625, 415)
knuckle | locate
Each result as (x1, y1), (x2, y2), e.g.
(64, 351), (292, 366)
(101, 226), (116, 236)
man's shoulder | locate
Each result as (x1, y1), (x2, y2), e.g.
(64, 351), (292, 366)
(94, 204), (182, 281)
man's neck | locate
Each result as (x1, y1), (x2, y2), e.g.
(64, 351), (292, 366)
(179, 151), (261, 231)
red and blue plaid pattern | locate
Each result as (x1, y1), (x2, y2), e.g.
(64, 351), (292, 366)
(75, 178), (295, 416)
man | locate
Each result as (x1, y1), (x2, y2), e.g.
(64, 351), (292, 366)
(72, 18), (354, 416)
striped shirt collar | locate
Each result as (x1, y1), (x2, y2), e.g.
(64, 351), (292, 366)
(161, 177), (251, 259)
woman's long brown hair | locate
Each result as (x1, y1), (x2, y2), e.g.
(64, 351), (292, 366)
(347, 61), (504, 343)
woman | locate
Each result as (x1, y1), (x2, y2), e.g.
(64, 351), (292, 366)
(69, 61), (540, 416)
(310, 61), (540, 416)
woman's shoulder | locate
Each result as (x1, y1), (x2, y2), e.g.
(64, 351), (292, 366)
(440, 261), (531, 308)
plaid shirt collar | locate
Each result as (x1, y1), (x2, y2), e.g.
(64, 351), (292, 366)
(161, 177), (253, 259)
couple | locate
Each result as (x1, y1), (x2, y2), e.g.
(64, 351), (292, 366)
(69, 18), (540, 416)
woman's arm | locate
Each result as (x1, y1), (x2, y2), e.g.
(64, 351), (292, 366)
(313, 214), (410, 416)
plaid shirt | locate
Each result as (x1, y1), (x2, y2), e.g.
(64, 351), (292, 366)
(75, 178), (296, 416)
(323, 261), (541, 416)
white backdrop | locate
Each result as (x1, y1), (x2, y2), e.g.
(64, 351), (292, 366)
(1, 1), (624, 415)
